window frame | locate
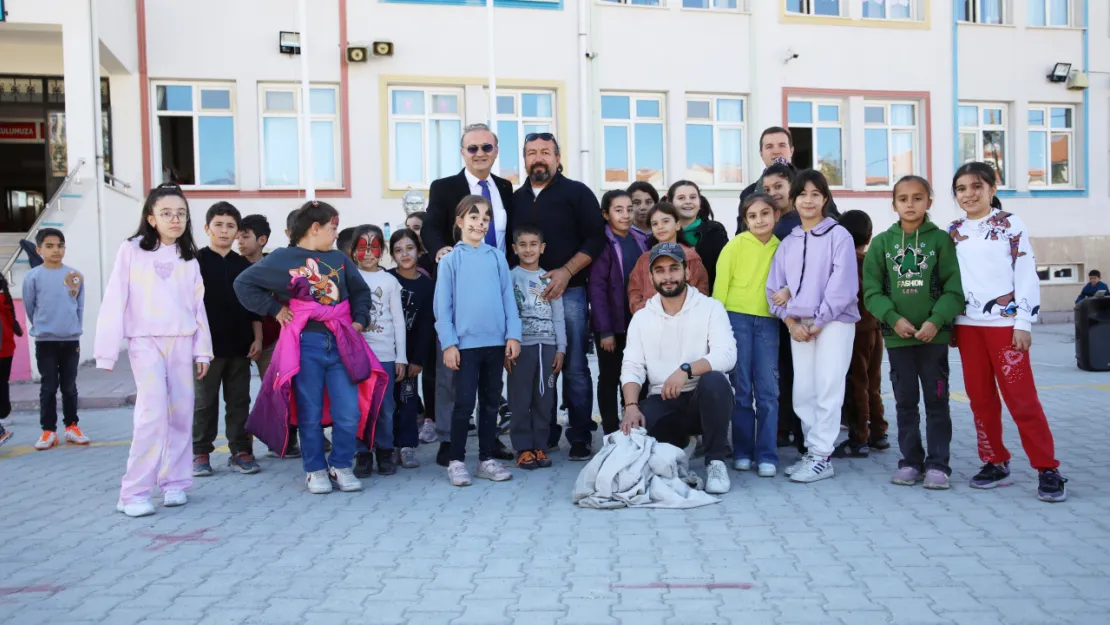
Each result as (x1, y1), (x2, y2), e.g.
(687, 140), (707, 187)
(151, 80), (238, 190)
(257, 83), (342, 191)
(1037, 263), (1081, 285)
(386, 85), (465, 191)
(862, 100), (920, 189)
(1027, 0), (1071, 27)
(599, 92), (667, 187)
(958, 102), (1010, 188)
(1027, 104), (1076, 189)
(681, 0), (746, 10)
(598, 0), (664, 7)
(784, 0), (843, 17)
(684, 94), (747, 189)
(487, 88), (558, 187)
(957, 0), (1006, 24)
(787, 97), (847, 189)
(861, 0), (916, 21)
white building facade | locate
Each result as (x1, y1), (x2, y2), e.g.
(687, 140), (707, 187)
(0, 0), (1105, 380)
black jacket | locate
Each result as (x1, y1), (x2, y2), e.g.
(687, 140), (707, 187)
(690, 219), (729, 286)
(509, 173), (606, 290)
(198, 248), (260, 358)
(423, 169), (514, 259)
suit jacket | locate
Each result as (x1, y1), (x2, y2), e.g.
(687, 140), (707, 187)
(423, 169), (515, 261)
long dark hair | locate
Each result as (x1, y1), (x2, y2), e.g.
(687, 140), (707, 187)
(390, 227), (426, 257)
(646, 201), (695, 248)
(952, 162), (1003, 209)
(133, 183), (197, 261)
(289, 201), (340, 246)
(789, 169), (834, 217)
(666, 179), (714, 221)
(338, 224), (384, 262)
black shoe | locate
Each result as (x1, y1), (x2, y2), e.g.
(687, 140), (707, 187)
(1037, 469), (1068, 503)
(970, 461), (1011, 489)
(376, 448), (397, 476)
(436, 442), (450, 467)
(831, 440), (870, 459)
(568, 442), (591, 461)
(493, 439), (514, 461)
(285, 441), (302, 458)
(353, 451), (374, 478)
(776, 434), (793, 448)
(868, 435), (891, 451)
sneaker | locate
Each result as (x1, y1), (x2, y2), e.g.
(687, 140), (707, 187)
(784, 456), (808, 476)
(0, 426), (12, 448)
(448, 460), (472, 487)
(418, 419), (438, 444)
(436, 442), (451, 468)
(328, 466), (363, 492)
(831, 440), (869, 458)
(789, 453), (834, 484)
(64, 425), (90, 445)
(476, 459), (512, 482)
(534, 449), (553, 468)
(516, 450), (539, 470)
(1037, 469), (1068, 503)
(306, 469), (333, 494)
(192, 454), (214, 477)
(548, 441), (560, 453)
(970, 462), (1011, 489)
(228, 452), (261, 474)
(493, 439), (514, 461)
(568, 442), (591, 461)
(34, 431), (58, 450)
(733, 458), (752, 472)
(353, 451), (374, 478)
(116, 500), (155, 518)
(924, 469), (950, 490)
(498, 403), (512, 435)
(284, 441), (302, 458)
(376, 448), (397, 476)
(163, 489), (187, 507)
(398, 447), (419, 469)
(868, 435), (891, 451)
(776, 434), (793, 448)
(891, 466), (924, 485)
(705, 460), (731, 494)
(757, 463), (777, 478)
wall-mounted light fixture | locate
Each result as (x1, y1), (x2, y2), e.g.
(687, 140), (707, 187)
(279, 31), (301, 55)
(1047, 62), (1072, 83)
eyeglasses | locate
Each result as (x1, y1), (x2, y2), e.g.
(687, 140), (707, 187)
(465, 143), (495, 155)
(157, 210), (188, 222)
(524, 132), (556, 143)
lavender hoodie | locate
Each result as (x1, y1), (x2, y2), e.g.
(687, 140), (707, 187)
(766, 216), (860, 328)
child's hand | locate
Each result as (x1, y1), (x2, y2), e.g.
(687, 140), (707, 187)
(787, 320), (810, 343)
(915, 321), (938, 343)
(394, 363), (406, 380)
(444, 346), (461, 371)
(807, 324), (822, 339)
(352, 322), (364, 332)
(247, 339), (262, 361)
(553, 352), (565, 376)
(196, 362), (209, 380)
(407, 364), (423, 378)
(894, 317), (917, 339)
(600, 336), (616, 353)
(506, 339), (521, 361)
(276, 306), (293, 326)
(771, 287), (791, 307)
(1012, 329), (1032, 352)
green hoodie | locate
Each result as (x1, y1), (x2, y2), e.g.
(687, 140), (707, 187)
(862, 219), (964, 348)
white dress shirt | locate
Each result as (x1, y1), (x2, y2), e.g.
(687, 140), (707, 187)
(464, 168), (506, 252)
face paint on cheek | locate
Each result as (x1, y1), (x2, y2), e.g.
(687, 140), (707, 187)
(355, 237), (369, 262)
(370, 237), (383, 259)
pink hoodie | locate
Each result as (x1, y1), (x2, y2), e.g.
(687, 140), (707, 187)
(94, 239), (214, 369)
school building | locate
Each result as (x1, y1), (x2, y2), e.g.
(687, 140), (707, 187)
(0, 0), (1106, 380)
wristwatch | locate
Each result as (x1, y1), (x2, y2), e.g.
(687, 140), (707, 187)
(680, 363), (693, 379)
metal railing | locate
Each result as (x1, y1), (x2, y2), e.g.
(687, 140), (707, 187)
(2, 158), (86, 285)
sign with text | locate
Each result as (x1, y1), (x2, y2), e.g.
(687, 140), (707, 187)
(0, 121), (45, 143)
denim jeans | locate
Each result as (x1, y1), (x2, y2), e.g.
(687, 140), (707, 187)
(561, 287), (595, 445)
(36, 340), (80, 431)
(728, 313), (780, 466)
(359, 361), (395, 452)
(394, 375), (420, 449)
(450, 346), (504, 462)
(294, 332), (360, 473)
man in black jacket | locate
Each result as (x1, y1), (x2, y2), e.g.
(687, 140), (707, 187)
(736, 126), (795, 234)
(509, 133), (606, 461)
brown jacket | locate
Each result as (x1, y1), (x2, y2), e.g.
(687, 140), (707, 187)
(856, 248), (877, 331)
(627, 244), (711, 315)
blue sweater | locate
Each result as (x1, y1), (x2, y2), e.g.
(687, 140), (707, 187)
(434, 242), (522, 350)
(23, 265), (85, 341)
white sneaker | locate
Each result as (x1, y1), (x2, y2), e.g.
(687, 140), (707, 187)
(116, 500), (155, 518)
(733, 458), (752, 471)
(328, 467), (363, 492)
(418, 419), (438, 444)
(448, 460), (472, 486)
(789, 454), (834, 483)
(705, 460), (731, 494)
(784, 456), (808, 476)
(476, 459), (512, 482)
(163, 489), (187, 507)
(757, 463), (777, 478)
(34, 431), (58, 450)
(306, 470), (333, 494)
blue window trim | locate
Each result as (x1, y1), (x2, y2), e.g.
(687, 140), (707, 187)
(379, 0), (563, 10)
(996, 189), (1087, 199)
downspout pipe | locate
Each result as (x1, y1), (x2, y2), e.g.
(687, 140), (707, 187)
(577, 0), (592, 188)
(89, 0), (106, 295)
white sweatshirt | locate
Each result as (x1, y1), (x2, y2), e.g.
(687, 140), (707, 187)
(360, 269), (407, 364)
(948, 209), (1040, 332)
(621, 286), (736, 395)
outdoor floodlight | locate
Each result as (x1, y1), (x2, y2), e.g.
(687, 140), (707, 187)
(1047, 62), (1072, 83)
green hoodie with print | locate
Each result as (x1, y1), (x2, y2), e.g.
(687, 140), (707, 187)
(862, 219), (964, 348)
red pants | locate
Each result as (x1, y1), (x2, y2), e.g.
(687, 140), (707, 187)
(955, 325), (1059, 470)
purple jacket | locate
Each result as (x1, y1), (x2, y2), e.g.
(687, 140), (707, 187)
(767, 217), (860, 328)
(589, 226), (648, 336)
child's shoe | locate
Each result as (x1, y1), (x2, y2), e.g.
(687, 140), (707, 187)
(163, 489), (188, 507)
(733, 458), (752, 471)
(376, 448), (397, 476)
(1037, 469), (1068, 503)
(228, 452), (261, 474)
(923, 469), (950, 490)
(516, 450), (539, 470)
(831, 440), (869, 458)
(448, 460), (472, 487)
(534, 449), (553, 468)
(306, 470), (333, 494)
(34, 430), (59, 450)
(116, 500), (155, 518)
(868, 435), (891, 451)
(397, 447), (420, 469)
(969, 461), (1011, 489)
(418, 419), (437, 444)
(0, 425), (12, 448)
(757, 463), (777, 478)
(788, 453), (834, 483)
(476, 459), (512, 482)
(705, 460), (731, 494)
(891, 466), (924, 486)
(329, 467), (363, 492)
(493, 439), (514, 461)
(64, 425), (90, 445)
(192, 454), (214, 477)
(353, 451), (374, 478)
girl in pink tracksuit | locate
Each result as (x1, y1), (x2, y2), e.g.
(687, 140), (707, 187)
(95, 183), (213, 518)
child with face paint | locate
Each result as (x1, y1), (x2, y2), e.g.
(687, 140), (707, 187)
(338, 225), (407, 478)
(388, 229), (435, 468)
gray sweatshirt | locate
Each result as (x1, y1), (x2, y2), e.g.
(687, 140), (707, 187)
(23, 265), (85, 341)
(510, 266), (566, 352)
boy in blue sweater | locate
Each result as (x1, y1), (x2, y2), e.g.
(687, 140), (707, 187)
(24, 228), (89, 450)
(435, 195), (522, 486)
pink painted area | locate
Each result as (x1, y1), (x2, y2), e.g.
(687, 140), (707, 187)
(10, 300), (30, 382)
(610, 582), (754, 590)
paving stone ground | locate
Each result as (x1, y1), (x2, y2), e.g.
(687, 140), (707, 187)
(1, 324), (1108, 625)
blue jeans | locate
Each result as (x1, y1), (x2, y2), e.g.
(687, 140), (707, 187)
(729, 312), (780, 466)
(359, 361), (396, 452)
(450, 346), (504, 462)
(561, 287), (595, 445)
(294, 332), (361, 473)
(393, 375), (420, 449)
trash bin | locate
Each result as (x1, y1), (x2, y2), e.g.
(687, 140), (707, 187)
(1075, 296), (1110, 371)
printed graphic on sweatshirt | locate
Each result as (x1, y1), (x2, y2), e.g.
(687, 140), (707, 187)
(366, 286), (385, 333)
(948, 212), (1025, 266)
(288, 257), (341, 305)
(980, 292), (1039, 318)
(64, 270), (83, 298)
(514, 276), (554, 337)
(886, 241), (933, 293)
(399, 286), (418, 332)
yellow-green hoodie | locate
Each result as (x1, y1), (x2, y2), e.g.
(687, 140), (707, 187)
(713, 231), (779, 316)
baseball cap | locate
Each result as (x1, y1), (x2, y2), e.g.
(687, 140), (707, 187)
(649, 242), (686, 267)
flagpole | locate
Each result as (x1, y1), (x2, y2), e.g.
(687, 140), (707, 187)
(487, 0), (500, 176)
(298, 0), (316, 200)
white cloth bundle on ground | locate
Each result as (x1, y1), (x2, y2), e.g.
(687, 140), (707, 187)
(572, 428), (720, 510)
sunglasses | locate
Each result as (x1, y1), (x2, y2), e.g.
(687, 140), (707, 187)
(465, 143), (495, 155)
(524, 132), (556, 143)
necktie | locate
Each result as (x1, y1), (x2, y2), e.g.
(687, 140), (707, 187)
(479, 179), (496, 247)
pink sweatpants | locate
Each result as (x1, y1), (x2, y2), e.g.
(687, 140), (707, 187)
(119, 337), (196, 504)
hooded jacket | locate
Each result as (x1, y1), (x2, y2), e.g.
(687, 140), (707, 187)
(626, 244), (710, 315)
(767, 216), (860, 327)
(434, 242), (523, 350)
(588, 226), (649, 336)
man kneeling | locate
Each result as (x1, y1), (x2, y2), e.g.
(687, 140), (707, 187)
(620, 243), (737, 494)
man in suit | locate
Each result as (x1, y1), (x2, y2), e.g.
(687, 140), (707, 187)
(424, 123), (516, 467)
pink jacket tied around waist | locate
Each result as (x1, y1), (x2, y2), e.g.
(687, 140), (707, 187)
(246, 288), (389, 455)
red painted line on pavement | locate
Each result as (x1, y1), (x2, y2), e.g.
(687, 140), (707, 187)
(140, 528), (219, 551)
(610, 582), (754, 590)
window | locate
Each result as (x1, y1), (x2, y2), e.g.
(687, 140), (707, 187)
(600, 0), (662, 6)
(863, 102), (918, 187)
(787, 99), (844, 186)
(958, 103), (1007, 186)
(685, 95), (746, 187)
(862, 0), (912, 19)
(154, 83), (236, 187)
(388, 87), (463, 189)
(1027, 105), (1075, 187)
(600, 93), (665, 186)
(1028, 0), (1069, 26)
(258, 85), (341, 189)
(1037, 264), (1081, 284)
(684, 0), (741, 9)
(490, 90), (556, 186)
(956, 0), (1003, 24)
(785, 0), (841, 16)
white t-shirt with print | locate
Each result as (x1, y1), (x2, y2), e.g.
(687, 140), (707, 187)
(359, 269), (407, 364)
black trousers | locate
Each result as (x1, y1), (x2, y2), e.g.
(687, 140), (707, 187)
(594, 332), (627, 435)
(640, 371), (732, 465)
(888, 343), (952, 474)
(777, 322), (803, 448)
(36, 340), (80, 431)
(0, 355), (12, 420)
(193, 356), (253, 455)
(450, 346), (503, 462)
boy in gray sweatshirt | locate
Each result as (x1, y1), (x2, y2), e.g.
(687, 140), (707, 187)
(508, 226), (566, 469)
